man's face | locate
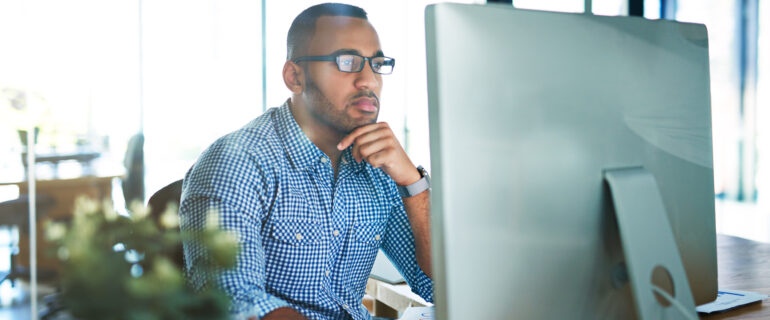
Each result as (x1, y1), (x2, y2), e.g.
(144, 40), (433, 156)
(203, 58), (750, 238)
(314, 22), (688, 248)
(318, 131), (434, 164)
(300, 16), (383, 134)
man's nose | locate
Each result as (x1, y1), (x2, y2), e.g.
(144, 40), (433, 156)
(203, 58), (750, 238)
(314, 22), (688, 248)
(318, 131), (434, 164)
(354, 61), (380, 90)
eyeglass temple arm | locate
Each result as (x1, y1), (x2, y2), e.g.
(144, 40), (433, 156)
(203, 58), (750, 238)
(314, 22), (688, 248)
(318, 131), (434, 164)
(292, 55), (337, 63)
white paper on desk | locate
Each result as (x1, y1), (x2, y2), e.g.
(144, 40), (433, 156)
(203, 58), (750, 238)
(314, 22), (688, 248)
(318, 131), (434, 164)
(696, 289), (768, 313)
(398, 307), (434, 320)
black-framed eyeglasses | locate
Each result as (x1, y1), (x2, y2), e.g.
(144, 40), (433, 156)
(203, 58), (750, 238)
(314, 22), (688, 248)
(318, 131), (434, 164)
(293, 54), (396, 75)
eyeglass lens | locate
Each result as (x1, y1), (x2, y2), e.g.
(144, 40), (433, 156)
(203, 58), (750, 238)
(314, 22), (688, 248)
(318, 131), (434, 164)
(336, 55), (394, 74)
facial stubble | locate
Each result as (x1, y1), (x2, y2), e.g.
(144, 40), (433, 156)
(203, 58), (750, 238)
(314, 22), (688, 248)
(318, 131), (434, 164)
(304, 74), (379, 134)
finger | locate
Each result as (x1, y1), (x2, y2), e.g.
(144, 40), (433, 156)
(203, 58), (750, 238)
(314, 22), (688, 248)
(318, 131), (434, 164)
(353, 126), (392, 146)
(358, 138), (394, 164)
(337, 122), (387, 150)
(352, 127), (393, 162)
(338, 124), (379, 151)
(363, 149), (392, 169)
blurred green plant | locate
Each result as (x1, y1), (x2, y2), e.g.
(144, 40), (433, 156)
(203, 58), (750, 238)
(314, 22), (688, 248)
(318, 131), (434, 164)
(45, 197), (239, 320)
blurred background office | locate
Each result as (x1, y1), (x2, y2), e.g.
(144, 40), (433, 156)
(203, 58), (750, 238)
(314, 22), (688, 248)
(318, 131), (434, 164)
(0, 0), (767, 312)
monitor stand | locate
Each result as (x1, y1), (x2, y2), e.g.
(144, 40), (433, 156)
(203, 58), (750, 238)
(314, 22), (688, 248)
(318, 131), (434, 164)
(604, 167), (698, 320)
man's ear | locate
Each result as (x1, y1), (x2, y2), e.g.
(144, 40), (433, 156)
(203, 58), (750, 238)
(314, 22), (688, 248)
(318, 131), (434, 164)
(283, 61), (304, 94)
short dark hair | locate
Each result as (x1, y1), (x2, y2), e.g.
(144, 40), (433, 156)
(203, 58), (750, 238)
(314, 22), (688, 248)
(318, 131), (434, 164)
(287, 3), (368, 60)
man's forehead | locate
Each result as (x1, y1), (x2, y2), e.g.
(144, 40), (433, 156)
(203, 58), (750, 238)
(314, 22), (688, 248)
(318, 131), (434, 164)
(307, 15), (381, 56)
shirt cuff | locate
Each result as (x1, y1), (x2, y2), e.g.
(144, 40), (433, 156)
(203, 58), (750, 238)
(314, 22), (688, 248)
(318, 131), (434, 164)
(230, 291), (293, 320)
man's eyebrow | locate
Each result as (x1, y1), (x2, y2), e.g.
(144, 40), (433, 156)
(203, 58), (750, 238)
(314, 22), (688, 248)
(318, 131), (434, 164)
(330, 48), (386, 57)
(331, 48), (361, 56)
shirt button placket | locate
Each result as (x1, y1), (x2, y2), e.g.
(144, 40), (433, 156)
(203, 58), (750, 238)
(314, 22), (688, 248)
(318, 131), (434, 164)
(318, 156), (334, 188)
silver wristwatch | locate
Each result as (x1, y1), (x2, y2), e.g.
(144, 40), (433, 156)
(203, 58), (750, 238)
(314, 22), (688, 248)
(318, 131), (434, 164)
(397, 166), (431, 197)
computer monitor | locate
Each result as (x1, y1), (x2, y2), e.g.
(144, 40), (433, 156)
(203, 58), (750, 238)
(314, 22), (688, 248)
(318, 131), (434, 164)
(425, 3), (717, 319)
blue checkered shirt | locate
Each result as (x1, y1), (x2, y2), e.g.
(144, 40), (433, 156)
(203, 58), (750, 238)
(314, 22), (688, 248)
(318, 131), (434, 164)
(179, 102), (433, 320)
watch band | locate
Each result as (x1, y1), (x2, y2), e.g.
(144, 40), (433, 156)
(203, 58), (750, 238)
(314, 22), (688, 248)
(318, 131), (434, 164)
(397, 166), (431, 197)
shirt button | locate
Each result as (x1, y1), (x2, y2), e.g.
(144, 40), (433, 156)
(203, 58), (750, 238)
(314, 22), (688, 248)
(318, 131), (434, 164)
(295, 233), (303, 240)
(333, 230), (340, 236)
(342, 303), (349, 309)
(320, 156), (328, 163)
(374, 234), (381, 241)
(325, 270), (330, 277)
(342, 157), (348, 164)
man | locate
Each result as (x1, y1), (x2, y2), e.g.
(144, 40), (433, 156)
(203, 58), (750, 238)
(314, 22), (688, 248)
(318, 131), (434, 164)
(179, 3), (433, 320)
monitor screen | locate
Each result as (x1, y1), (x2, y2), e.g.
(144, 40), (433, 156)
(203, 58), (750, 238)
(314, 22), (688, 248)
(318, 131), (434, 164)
(425, 3), (716, 319)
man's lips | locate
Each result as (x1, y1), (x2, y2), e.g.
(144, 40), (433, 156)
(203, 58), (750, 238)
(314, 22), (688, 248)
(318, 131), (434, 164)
(351, 97), (378, 113)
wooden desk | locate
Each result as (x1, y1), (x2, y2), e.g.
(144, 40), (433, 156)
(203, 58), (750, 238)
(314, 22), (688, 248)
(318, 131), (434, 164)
(367, 234), (770, 319)
(702, 234), (770, 319)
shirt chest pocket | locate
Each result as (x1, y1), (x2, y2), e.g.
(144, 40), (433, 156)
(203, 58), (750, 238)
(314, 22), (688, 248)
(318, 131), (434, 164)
(271, 220), (324, 246)
(354, 222), (386, 248)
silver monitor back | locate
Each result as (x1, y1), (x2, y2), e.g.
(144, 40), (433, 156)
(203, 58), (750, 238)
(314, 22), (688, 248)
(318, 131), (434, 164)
(425, 3), (717, 319)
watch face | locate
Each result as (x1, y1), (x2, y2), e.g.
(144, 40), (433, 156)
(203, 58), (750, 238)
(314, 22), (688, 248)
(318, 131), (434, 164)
(417, 166), (430, 182)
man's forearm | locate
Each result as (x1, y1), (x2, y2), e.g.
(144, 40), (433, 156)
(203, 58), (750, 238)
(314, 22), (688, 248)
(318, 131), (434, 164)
(402, 190), (432, 278)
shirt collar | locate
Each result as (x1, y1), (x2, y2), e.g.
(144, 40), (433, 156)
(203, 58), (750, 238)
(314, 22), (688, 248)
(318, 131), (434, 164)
(275, 100), (325, 171)
(340, 146), (367, 174)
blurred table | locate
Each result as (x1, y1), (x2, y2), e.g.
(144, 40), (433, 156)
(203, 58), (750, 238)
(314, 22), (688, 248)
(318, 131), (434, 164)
(19, 151), (102, 179)
(0, 158), (125, 280)
(0, 172), (122, 279)
(21, 151), (101, 166)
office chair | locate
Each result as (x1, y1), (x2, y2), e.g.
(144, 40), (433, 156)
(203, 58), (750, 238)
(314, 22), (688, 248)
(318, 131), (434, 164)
(123, 133), (145, 207)
(147, 179), (185, 269)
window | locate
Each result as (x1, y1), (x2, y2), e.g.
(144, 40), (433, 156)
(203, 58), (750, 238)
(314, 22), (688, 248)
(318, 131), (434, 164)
(676, 0), (747, 200)
(514, 0), (585, 13)
(0, 0), (265, 199)
(0, 0), (140, 180)
(592, 0), (627, 16)
(756, 1), (769, 202)
(142, 1), (263, 196)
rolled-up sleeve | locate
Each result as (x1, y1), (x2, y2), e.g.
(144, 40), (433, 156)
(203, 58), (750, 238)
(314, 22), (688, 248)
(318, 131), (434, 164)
(380, 195), (434, 302)
(179, 138), (289, 318)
